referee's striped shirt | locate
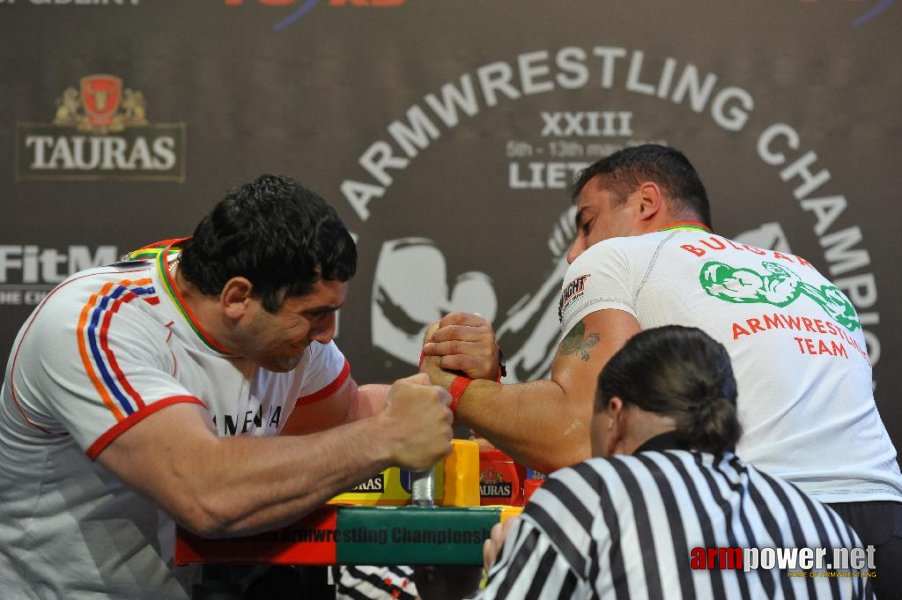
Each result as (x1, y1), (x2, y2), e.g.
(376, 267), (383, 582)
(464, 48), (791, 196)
(470, 435), (870, 599)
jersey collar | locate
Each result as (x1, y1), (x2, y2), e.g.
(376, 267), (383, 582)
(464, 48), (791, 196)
(635, 431), (691, 453)
(656, 221), (712, 233)
(156, 242), (234, 356)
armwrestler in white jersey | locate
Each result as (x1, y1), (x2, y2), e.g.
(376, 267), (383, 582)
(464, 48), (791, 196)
(422, 145), (902, 597)
(0, 175), (498, 598)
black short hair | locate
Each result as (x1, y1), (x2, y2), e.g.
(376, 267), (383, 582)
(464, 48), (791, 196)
(179, 174), (357, 312)
(596, 325), (741, 454)
(571, 144), (713, 229)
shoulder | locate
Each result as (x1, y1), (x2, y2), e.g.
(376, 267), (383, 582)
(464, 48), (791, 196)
(303, 340), (346, 368)
(18, 265), (173, 376)
(49, 262), (152, 296)
(573, 234), (641, 262)
(538, 451), (722, 507)
(532, 454), (670, 509)
(291, 341), (350, 400)
(568, 232), (673, 274)
(28, 265), (159, 331)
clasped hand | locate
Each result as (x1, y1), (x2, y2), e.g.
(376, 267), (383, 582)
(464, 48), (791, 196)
(420, 312), (500, 385)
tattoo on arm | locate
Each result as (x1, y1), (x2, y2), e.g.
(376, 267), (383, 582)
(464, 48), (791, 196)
(559, 321), (600, 361)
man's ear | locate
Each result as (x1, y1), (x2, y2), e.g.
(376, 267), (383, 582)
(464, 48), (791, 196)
(589, 395), (627, 456)
(636, 182), (663, 221)
(606, 395), (630, 453)
(607, 396), (624, 427)
(220, 277), (254, 319)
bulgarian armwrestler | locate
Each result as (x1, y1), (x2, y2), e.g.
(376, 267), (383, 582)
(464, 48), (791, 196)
(421, 145), (902, 598)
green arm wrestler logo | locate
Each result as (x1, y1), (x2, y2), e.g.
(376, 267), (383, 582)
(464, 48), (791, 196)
(699, 261), (860, 332)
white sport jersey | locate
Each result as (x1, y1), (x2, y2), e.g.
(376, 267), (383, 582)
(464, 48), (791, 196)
(0, 247), (348, 599)
(559, 224), (902, 504)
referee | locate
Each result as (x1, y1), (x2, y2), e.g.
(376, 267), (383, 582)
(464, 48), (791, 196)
(471, 326), (871, 599)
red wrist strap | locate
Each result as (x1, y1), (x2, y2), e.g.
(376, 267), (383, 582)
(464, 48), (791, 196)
(448, 376), (472, 414)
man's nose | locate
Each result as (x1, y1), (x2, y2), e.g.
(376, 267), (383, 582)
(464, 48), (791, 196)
(310, 313), (337, 344)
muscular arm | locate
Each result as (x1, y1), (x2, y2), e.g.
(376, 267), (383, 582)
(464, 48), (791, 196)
(424, 309), (640, 472)
(279, 377), (391, 435)
(96, 374), (451, 538)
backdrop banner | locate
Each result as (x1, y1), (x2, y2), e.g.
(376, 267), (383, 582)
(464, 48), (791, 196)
(1, 0), (899, 463)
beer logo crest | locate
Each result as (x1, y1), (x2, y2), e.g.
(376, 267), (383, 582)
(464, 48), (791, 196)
(53, 75), (148, 134)
(479, 467), (513, 498)
(16, 74), (186, 182)
(480, 467), (504, 485)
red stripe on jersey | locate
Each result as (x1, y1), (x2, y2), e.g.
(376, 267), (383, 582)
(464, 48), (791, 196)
(99, 288), (147, 411)
(132, 237), (189, 252)
(86, 395), (206, 460)
(8, 268), (147, 433)
(296, 359), (351, 407)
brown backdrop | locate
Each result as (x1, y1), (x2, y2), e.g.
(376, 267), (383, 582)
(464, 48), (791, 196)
(2, 0), (899, 464)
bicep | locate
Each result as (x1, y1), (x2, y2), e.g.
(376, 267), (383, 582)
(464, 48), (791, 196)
(551, 309), (641, 406)
(95, 402), (219, 517)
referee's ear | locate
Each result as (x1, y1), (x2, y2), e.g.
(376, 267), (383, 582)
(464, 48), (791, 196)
(607, 396), (624, 419)
(591, 396), (625, 457)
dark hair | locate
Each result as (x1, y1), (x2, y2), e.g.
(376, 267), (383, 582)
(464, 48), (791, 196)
(179, 174), (357, 312)
(571, 144), (712, 229)
(596, 325), (741, 454)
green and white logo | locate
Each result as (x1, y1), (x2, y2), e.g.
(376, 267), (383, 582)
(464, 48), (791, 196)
(700, 261), (860, 332)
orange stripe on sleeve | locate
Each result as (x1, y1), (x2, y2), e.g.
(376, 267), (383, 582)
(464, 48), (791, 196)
(99, 283), (150, 411)
(77, 281), (125, 421)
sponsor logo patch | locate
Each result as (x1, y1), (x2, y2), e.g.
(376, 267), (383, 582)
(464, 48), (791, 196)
(15, 74), (186, 181)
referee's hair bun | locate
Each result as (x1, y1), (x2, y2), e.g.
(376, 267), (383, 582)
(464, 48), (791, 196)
(598, 325), (741, 453)
(676, 395), (741, 454)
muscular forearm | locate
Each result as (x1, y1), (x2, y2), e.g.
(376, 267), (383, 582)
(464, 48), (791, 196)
(176, 417), (396, 537)
(455, 379), (591, 472)
(100, 375), (452, 539)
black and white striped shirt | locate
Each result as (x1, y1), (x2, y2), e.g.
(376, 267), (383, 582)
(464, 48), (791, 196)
(333, 565), (418, 600)
(470, 435), (870, 599)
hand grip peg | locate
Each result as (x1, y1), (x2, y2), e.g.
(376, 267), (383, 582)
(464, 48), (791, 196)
(410, 467), (435, 507)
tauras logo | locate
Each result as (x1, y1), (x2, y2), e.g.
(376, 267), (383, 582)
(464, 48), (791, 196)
(15, 74), (186, 181)
(480, 483), (513, 498)
(350, 474), (385, 492)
